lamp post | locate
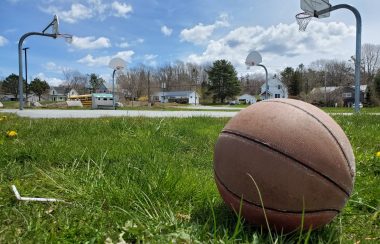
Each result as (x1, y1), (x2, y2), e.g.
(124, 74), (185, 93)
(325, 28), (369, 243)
(18, 15), (73, 110)
(22, 47), (29, 106)
(108, 58), (126, 109)
(245, 51), (269, 100)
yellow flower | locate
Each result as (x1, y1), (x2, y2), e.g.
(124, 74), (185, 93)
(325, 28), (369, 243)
(6, 130), (17, 138)
(376, 151), (380, 158)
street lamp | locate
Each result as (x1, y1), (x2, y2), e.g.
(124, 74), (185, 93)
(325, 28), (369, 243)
(18, 15), (73, 110)
(245, 51), (269, 100)
(108, 57), (126, 109)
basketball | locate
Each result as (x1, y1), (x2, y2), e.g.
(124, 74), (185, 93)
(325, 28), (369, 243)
(214, 99), (355, 232)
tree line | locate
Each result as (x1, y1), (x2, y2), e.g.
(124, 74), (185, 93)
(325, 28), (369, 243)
(1, 43), (380, 105)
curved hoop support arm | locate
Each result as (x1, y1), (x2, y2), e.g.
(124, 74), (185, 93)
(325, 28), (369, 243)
(315, 4), (362, 113)
(18, 32), (58, 110)
(258, 64), (269, 100)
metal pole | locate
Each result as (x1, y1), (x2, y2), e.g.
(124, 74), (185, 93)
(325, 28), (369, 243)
(316, 4), (362, 112)
(112, 69), (116, 109)
(147, 71), (151, 106)
(258, 64), (268, 100)
(18, 32), (57, 110)
(23, 47), (29, 106)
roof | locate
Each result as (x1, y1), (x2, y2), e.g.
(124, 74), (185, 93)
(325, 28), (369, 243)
(238, 94), (255, 99)
(311, 85), (368, 94)
(52, 86), (67, 95)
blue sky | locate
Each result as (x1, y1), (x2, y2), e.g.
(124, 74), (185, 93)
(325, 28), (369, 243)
(1, 0), (379, 86)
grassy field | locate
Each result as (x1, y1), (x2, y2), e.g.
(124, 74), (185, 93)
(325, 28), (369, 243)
(0, 113), (379, 243)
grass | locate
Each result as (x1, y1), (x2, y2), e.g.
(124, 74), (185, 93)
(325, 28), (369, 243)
(0, 113), (379, 243)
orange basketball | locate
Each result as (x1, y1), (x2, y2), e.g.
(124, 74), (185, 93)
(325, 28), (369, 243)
(214, 99), (355, 232)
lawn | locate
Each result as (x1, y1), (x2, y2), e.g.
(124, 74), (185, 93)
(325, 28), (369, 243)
(0, 113), (379, 243)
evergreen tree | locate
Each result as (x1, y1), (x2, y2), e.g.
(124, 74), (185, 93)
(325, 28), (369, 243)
(206, 60), (240, 103)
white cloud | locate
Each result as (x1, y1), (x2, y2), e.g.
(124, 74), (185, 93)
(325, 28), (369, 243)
(0, 36), (8, 46)
(111, 1), (133, 18)
(71, 36), (111, 49)
(34, 72), (65, 86)
(42, 62), (66, 73)
(43, 3), (93, 23)
(40, 0), (133, 23)
(180, 14), (230, 45)
(137, 38), (144, 43)
(118, 41), (130, 48)
(186, 22), (355, 72)
(161, 25), (173, 36)
(143, 54), (158, 66)
(77, 50), (134, 67)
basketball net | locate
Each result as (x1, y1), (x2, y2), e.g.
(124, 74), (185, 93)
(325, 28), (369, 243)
(295, 12), (313, 32)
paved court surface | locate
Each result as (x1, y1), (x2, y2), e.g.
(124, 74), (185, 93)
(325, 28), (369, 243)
(1, 109), (379, 119)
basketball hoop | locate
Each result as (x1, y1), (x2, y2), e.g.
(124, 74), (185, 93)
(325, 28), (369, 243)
(296, 12), (313, 31)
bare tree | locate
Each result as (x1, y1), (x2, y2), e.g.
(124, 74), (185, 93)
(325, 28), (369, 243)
(361, 43), (380, 84)
(62, 69), (88, 93)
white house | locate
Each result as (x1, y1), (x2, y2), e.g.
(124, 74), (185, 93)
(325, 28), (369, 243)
(49, 87), (78, 101)
(238, 94), (256, 104)
(260, 75), (288, 100)
(152, 91), (200, 105)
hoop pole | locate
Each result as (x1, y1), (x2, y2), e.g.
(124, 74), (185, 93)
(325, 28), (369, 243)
(258, 64), (268, 100)
(316, 4), (362, 113)
(18, 32), (57, 110)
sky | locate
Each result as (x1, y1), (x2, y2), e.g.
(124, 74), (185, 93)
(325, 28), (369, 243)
(1, 0), (379, 86)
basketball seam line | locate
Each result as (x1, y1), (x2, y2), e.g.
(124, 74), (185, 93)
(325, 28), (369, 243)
(214, 172), (340, 214)
(262, 100), (354, 178)
(220, 130), (350, 197)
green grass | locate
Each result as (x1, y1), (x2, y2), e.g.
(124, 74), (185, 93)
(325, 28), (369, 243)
(0, 113), (379, 243)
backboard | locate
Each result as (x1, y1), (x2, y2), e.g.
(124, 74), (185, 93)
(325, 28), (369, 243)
(53, 15), (59, 35)
(301, 0), (331, 18)
(245, 51), (262, 66)
(109, 58), (125, 70)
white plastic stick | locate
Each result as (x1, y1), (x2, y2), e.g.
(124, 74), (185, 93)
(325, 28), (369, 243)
(11, 185), (65, 202)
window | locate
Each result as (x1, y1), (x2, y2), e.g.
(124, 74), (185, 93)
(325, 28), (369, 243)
(190, 96), (193, 98)
(98, 98), (101, 100)
(343, 93), (352, 98)
(275, 94), (281, 98)
(278, 85), (281, 90)
(103, 98), (108, 101)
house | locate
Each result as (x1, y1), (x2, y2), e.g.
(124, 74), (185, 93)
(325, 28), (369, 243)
(310, 85), (367, 106)
(260, 75), (288, 100)
(49, 87), (78, 101)
(151, 91), (200, 105)
(238, 94), (256, 104)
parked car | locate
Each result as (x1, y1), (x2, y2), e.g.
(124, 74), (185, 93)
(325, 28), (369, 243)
(229, 100), (239, 105)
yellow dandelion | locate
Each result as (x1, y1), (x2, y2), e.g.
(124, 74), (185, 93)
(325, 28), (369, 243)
(6, 130), (17, 138)
(376, 151), (380, 158)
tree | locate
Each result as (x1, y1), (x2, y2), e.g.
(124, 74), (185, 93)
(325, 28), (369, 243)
(361, 43), (380, 84)
(206, 60), (240, 103)
(62, 69), (87, 94)
(2, 74), (23, 99)
(30, 78), (50, 101)
(88, 73), (105, 92)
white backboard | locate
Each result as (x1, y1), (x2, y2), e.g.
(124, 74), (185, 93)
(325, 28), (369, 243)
(109, 58), (125, 70)
(53, 15), (59, 35)
(301, 0), (331, 18)
(245, 51), (262, 66)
